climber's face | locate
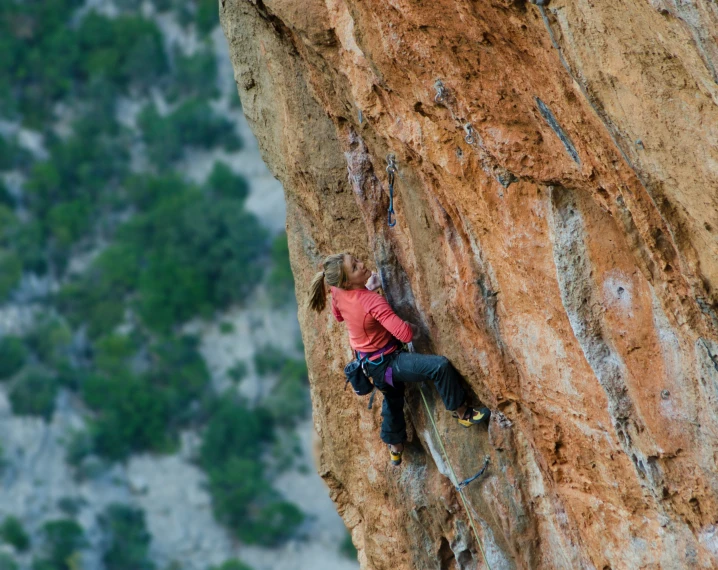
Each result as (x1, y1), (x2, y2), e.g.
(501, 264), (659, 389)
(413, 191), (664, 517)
(343, 254), (372, 289)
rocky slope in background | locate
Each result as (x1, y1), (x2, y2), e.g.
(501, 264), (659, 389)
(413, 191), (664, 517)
(221, 0), (718, 568)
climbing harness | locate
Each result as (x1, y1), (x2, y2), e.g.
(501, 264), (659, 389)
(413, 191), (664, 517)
(386, 154), (398, 227)
(406, 344), (493, 570)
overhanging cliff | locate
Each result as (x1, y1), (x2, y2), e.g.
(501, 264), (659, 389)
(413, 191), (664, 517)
(220, 1), (718, 568)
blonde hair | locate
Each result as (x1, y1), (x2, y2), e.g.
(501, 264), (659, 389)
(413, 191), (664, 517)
(307, 253), (349, 312)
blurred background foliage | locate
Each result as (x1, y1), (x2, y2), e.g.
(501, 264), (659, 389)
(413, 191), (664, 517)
(0, 0), (329, 567)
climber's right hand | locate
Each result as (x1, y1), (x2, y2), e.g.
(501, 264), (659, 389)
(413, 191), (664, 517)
(365, 272), (381, 291)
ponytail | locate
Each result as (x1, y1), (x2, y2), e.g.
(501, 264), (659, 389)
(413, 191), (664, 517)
(306, 252), (349, 312)
(308, 271), (327, 312)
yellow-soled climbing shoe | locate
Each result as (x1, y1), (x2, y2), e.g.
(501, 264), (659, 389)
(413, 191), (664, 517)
(457, 407), (491, 428)
(389, 446), (403, 466)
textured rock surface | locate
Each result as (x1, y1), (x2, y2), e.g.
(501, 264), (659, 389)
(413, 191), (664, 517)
(221, 0), (718, 568)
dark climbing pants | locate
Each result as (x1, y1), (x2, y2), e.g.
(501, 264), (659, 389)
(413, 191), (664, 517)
(365, 351), (466, 445)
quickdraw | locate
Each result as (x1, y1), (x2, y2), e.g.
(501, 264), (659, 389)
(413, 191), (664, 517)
(455, 456), (490, 491)
(386, 154), (397, 227)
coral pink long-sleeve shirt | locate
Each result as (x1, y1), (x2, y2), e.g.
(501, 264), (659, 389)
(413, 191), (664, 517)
(330, 287), (413, 353)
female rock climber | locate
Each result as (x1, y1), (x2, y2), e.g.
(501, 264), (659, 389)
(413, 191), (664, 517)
(308, 252), (490, 466)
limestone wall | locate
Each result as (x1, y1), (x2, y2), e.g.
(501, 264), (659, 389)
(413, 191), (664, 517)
(220, 1), (718, 568)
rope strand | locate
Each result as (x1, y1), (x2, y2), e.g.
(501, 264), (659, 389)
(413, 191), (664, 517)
(417, 385), (493, 570)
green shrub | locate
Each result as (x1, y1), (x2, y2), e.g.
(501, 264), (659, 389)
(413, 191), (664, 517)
(227, 361), (248, 383)
(94, 334), (138, 376)
(153, 0), (174, 12)
(32, 519), (85, 570)
(65, 430), (94, 468)
(0, 337), (27, 380)
(171, 99), (240, 150)
(166, 47), (218, 102)
(0, 249), (22, 300)
(246, 501), (304, 546)
(118, 188), (267, 331)
(9, 370), (58, 421)
(0, 516), (30, 552)
(136, 105), (180, 169)
(139, 99), (241, 169)
(76, 13), (168, 93)
(340, 531), (357, 560)
(199, 398), (303, 544)
(144, 335), (211, 420)
(207, 457), (264, 532)
(99, 504), (155, 570)
(58, 244), (139, 339)
(0, 553), (18, 570)
(47, 199), (92, 247)
(267, 232), (295, 306)
(57, 497), (85, 517)
(270, 359), (310, 427)
(125, 173), (190, 212)
(11, 220), (46, 274)
(24, 115), (130, 227)
(195, 0), (218, 36)
(25, 317), (72, 368)
(253, 345), (289, 376)
(0, 137), (30, 172)
(208, 560), (254, 570)
(136, 252), (211, 332)
(200, 399), (273, 468)
(207, 458), (304, 545)
(205, 162), (249, 203)
(0, 205), (17, 244)
(0, 0), (84, 125)
(81, 372), (171, 460)
(0, 182), (14, 209)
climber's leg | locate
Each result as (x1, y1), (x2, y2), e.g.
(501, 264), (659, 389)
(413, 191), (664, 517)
(391, 352), (466, 411)
(375, 379), (407, 445)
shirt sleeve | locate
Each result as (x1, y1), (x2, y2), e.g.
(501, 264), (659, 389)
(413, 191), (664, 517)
(362, 293), (413, 343)
(330, 295), (344, 322)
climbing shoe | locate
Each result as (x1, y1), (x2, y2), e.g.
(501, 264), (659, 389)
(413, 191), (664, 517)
(456, 407), (491, 428)
(389, 445), (403, 466)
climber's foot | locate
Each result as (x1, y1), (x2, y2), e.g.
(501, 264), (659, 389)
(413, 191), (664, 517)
(389, 443), (404, 466)
(457, 407), (491, 428)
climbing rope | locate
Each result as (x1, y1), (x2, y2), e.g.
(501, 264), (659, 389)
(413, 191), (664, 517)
(417, 385), (493, 570)
(406, 345), (493, 569)
(386, 154), (397, 227)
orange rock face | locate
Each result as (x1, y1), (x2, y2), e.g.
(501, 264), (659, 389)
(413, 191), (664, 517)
(220, 1), (718, 568)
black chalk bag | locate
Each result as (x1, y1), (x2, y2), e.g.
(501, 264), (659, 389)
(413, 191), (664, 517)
(343, 359), (374, 395)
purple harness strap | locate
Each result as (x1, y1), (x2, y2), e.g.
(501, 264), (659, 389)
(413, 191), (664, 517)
(358, 339), (399, 387)
(384, 365), (394, 387)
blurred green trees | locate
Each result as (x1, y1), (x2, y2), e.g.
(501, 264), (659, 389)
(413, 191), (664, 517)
(99, 504), (155, 570)
(9, 370), (58, 421)
(208, 560), (254, 570)
(267, 232), (296, 306)
(0, 3), (167, 126)
(0, 516), (30, 552)
(0, 0), (308, 553)
(0, 337), (26, 380)
(200, 398), (305, 545)
(139, 99), (241, 169)
(32, 519), (85, 570)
